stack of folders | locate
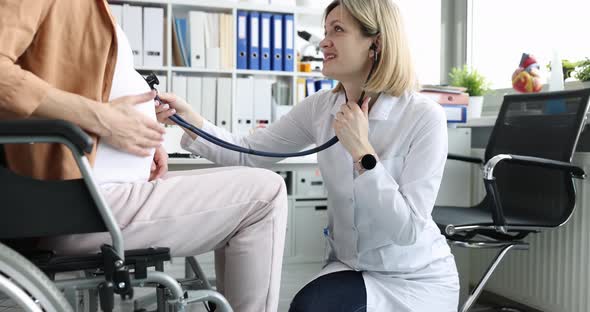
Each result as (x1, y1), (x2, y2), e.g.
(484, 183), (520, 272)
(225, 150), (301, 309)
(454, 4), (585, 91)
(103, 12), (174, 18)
(234, 77), (281, 135)
(172, 12), (234, 70)
(420, 87), (469, 123)
(163, 75), (233, 156)
(109, 4), (165, 68)
(236, 11), (295, 71)
(170, 75), (232, 132)
(295, 78), (337, 103)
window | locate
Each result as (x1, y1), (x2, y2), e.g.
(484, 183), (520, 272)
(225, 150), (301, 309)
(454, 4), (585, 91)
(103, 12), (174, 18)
(469, 0), (590, 89)
(397, 0), (442, 85)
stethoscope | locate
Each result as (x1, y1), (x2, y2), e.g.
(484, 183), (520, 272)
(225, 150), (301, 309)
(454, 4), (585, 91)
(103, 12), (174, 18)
(145, 44), (379, 158)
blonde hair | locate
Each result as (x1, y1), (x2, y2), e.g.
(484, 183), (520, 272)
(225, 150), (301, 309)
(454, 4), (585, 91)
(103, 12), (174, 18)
(324, 0), (417, 97)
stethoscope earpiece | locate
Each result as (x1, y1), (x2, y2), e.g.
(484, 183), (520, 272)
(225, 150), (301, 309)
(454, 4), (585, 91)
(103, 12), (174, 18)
(370, 43), (379, 63)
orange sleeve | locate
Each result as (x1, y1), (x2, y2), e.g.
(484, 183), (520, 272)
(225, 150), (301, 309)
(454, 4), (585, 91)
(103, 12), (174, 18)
(0, 0), (55, 118)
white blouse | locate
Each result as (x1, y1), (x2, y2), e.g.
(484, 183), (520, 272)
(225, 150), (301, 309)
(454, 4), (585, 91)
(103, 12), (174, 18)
(181, 89), (454, 274)
(93, 24), (156, 186)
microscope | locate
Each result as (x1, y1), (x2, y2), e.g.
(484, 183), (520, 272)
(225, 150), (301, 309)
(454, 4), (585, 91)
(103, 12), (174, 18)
(297, 30), (324, 72)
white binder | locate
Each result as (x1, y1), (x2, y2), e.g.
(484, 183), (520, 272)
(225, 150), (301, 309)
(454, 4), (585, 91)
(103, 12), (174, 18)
(235, 77), (254, 135)
(189, 11), (207, 68)
(186, 76), (203, 115)
(253, 78), (273, 128)
(219, 14), (233, 70)
(156, 75), (167, 93)
(205, 13), (220, 69)
(108, 4), (123, 25)
(201, 77), (217, 124)
(172, 75), (187, 101)
(122, 5), (143, 66)
(143, 7), (164, 67)
(216, 77), (232, 131)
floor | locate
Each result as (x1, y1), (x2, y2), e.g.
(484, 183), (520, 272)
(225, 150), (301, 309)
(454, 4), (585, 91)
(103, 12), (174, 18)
(115, 258), (323, 312)
(0, 257), (512, 312)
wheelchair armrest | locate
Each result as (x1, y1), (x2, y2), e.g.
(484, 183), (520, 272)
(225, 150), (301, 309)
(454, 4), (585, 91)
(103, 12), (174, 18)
(484, 154), (585, 180)
(0, 119), (124, 260)
(0, 119), (93, 155)
(447, 153), (484, 165)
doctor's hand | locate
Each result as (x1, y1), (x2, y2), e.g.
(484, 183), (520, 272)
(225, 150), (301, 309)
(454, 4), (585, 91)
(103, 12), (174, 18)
(333, 97), (376, 160)
(101, 91), (166, 157)
(149, 145), (168, 181)
(155, 93), (204, 129)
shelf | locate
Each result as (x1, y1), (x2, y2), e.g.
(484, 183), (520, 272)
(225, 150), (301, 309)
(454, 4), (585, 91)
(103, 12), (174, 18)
(116, 0), (322, 16)
(234, 2), (298, 14)
(135, 66), (168, 72)
(171, 0), (297, 14)
(171, 67), (233, 74)
(236, 69), (295, 77)
(110, 0), (168, 6)
(135, 67), (325, 78)
(296, 6), (324, 16)
(295, 71), (324, 78)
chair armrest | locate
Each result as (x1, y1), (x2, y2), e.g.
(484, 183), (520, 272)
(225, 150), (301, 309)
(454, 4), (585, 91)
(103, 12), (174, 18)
(481, 153), (585, 231)
(484, 154), (585, 180)
(447, 153), (484, 165)
(0, 119), (93, 155)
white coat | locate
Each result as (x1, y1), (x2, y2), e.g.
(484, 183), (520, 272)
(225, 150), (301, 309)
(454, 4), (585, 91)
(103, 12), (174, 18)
(181, 89), (460, 311)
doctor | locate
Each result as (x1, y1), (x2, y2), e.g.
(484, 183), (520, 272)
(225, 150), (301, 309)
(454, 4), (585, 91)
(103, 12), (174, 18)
(156, 0), (459, 310)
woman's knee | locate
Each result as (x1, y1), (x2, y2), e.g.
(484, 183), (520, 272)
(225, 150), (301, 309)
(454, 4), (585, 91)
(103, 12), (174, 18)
(289, 271), (367, 312)
(289, 280), (319, 312)
(247, 168), (287, 202)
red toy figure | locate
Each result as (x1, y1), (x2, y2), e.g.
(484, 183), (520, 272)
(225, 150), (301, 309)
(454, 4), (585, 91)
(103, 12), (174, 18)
(512, 53), (543, 93)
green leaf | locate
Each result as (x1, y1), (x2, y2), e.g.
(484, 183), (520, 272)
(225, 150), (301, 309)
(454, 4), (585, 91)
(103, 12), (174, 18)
(448, 65), (491, 96)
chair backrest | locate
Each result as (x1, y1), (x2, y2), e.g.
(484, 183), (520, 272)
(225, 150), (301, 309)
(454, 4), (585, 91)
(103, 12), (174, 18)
(484, 88), (590, 227)
(0, 144), (108, 241)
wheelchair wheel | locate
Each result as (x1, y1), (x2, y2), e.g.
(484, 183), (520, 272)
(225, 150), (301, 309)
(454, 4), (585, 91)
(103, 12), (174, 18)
(0, 242), (73, 312)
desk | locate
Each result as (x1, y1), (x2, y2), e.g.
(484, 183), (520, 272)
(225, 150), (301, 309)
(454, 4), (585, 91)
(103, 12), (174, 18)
(168, 155), (319, 172)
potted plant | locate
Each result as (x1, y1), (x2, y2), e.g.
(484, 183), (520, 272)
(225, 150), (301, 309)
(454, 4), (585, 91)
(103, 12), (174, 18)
(574, 59), (590, 82)
(449, 65), (491, 120)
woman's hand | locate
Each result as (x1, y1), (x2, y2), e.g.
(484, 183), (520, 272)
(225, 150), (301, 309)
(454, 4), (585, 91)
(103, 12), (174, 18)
(100, 91), (166, 157)
(149, 145), (168, 181)
(155, 92), (203, 128)
(333, 97), (376, 161)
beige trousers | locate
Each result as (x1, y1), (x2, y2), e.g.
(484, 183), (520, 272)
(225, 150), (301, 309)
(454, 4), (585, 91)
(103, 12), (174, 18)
(49, 166), (288, 312)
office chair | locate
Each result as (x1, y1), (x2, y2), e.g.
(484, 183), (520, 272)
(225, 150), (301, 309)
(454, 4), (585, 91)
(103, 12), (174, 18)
(0, 119), (232, 312)
(433, 88), (590, 312)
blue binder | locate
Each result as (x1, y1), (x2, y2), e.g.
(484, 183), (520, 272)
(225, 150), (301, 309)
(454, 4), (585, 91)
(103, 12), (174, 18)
(174, 18), (190, 67)
(247, 12), (260, 70)
(314, 80), (333, 92)
(236, 11), (248, 69)
(282, 14), (294, 71)
(260, 13), (272, 71)
(270, 14), (283, 71)
(441, 104), (467, 123)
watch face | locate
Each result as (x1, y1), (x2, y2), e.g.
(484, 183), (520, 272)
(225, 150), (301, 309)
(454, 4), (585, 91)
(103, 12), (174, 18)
(361, 154), (377, 170)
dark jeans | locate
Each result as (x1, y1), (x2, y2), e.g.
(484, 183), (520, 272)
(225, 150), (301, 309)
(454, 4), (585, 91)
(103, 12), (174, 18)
(289, 270), (367, 312)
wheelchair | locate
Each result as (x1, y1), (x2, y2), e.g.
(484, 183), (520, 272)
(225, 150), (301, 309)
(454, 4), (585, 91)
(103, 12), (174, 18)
(0, 119), (232, 312)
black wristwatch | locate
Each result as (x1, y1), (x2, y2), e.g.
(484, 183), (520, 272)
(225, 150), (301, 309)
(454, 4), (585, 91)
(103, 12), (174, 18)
(355, 154), (377, 172)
